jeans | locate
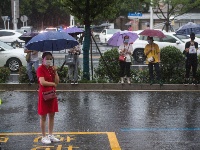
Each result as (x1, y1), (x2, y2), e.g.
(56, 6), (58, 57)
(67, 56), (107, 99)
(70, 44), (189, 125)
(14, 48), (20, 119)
(68, 56), (79, 81)
(27, 60), (39, 81)
(119, 61), (131, 77)
(148, 63), (161, 81)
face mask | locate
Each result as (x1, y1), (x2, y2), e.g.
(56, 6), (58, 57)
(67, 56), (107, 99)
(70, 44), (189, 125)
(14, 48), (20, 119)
(44, 59), (53, 66)
(147, 40), (151, 44)
(124, 39), (129, 43)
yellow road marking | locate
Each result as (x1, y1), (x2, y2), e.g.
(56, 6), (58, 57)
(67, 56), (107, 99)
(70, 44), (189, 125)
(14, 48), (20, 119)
(107, 132), (121, 150)
(0, 132), (121, 150)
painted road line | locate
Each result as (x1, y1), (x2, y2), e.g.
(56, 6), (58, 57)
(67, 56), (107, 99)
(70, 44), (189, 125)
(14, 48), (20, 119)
(121, 128), (200, 132)
(12, 90), (200, 92)
(0, 132), (121, 150)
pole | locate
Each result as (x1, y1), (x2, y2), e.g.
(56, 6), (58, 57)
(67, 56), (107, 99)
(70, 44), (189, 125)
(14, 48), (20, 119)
(4, 21), (6, 29)
(150, 0), (153, 29)
(8, 20), (9, 29)
(13, 0), (17, 30)
(90, 36), (94, 80)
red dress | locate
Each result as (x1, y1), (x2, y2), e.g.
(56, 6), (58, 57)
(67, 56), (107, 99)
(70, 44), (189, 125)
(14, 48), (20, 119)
(37, 65), (58, 115)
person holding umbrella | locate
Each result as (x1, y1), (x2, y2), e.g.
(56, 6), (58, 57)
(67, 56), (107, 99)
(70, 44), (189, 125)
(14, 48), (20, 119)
(183, 32), (198, 85)
(144, 36), (162, 85)
(37, 52), (60, 144)
(118, 35), (133, 84)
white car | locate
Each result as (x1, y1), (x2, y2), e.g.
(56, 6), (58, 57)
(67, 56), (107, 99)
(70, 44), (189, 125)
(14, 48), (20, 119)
(0, 41), (26, 72)
(0, 29), (23, 43)
(99, 28), (121, 43)
(131, 30), (200, 63)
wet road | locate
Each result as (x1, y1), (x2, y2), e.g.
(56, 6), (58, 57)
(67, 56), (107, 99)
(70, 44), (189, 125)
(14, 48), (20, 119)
(1, 91), (200, 150)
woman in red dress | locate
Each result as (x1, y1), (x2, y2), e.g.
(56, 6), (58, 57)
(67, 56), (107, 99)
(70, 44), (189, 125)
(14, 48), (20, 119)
(37, 52), (60, 144)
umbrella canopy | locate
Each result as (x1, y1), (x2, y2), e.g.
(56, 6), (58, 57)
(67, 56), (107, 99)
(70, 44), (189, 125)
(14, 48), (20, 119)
(62, 26), (84, 34)
(25, 31), (78, 52)
(108, 31), (139, 46)
(19, 32), (39, 44)
(176, 22), (200, 35)
(139, 29), (166, 38)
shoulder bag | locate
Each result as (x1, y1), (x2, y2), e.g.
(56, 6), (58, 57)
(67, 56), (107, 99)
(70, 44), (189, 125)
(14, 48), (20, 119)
(65, 53), (75, 65)
(42, 88), (57, 101)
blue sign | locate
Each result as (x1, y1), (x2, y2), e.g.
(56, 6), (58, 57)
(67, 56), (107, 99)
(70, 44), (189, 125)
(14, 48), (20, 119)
(128, 12), (142, 17)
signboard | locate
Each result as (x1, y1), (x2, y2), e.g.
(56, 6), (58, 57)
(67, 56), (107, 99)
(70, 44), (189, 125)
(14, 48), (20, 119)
(128, 12), (142, 17)
(1, 16), (8, 21)
(20, 15), (28, 22)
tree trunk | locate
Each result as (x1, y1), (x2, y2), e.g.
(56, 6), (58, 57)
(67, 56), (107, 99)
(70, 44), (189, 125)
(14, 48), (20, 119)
(82, 24), (91, 80)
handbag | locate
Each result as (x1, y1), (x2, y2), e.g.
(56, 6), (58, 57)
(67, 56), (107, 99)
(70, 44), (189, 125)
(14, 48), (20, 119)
(42, 89), (57, 101)
(65, 54), (75, 65)
(26, 53), (31, 62)
(147, 56), (155, 63)
(119, 55), (126, 62)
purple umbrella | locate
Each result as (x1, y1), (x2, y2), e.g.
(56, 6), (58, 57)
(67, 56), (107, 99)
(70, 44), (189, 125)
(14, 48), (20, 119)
(62, 26), (84, 34)
(108, 31), (139, 46)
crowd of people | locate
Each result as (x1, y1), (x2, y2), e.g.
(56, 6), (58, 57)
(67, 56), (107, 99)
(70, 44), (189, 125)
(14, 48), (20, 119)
(118, 32), (198, 86)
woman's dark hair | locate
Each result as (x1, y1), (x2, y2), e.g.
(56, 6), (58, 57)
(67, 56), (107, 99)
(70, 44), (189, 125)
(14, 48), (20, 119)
(42, 52), (52, 59)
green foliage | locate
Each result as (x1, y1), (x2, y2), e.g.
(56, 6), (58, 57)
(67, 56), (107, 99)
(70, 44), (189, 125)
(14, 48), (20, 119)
(131, 69), (149, 83)
(19, 66), (69, 83)
(94, 48), (120, 83)
(160, 46), (185, 83)
(0, 67), (10, 83)
(19, 66), (37, 83)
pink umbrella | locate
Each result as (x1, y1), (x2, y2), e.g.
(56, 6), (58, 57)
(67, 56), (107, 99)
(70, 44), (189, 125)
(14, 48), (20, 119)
(139, 29), (166, 38)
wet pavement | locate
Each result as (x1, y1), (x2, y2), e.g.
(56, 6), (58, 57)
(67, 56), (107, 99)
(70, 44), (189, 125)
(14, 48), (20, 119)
(1, 91), (200, 149)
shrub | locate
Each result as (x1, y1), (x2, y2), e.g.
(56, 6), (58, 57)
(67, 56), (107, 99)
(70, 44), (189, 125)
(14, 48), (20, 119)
(94, 48), (120, 82)
(160, 46), (185, 83)
(19, 66), (69, 83)
(0, 67), (10, 83)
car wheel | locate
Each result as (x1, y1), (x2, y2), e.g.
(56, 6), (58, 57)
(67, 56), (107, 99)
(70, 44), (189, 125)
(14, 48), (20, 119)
(6, 58), (22, 72)
(133, 49), (146, 63)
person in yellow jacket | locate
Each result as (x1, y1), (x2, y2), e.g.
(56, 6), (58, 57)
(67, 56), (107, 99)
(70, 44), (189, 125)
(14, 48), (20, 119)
(144, 36), (162, 85)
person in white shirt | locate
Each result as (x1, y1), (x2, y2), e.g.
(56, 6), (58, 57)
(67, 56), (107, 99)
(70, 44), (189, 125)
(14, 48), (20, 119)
(118, 36), (133, 84)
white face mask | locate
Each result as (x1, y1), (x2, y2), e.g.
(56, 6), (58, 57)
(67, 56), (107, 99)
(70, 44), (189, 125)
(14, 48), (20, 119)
(44, 59), (53, 66)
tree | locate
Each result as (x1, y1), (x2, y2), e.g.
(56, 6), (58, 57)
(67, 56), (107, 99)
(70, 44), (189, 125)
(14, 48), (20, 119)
(145, 0), (200, 32)
(59, 0), (121, 80)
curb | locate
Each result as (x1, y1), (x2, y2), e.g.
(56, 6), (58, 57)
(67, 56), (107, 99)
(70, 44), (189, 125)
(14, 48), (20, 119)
(0, 83), (199, 91)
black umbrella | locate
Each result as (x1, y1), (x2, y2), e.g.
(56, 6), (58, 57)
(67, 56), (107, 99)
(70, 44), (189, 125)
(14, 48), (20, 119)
(19, 32), (39, 44)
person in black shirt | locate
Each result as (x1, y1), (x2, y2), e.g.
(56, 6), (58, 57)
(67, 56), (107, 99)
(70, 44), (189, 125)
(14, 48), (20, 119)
(184, 32), (198, 85)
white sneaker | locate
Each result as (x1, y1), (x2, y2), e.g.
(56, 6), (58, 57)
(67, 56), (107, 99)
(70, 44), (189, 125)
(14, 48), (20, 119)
(41, 136), (51, 144)
(48, 135), (60, 142)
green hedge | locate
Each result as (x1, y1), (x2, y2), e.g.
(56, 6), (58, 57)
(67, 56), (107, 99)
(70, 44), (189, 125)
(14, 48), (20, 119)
(0, 67), (10, 83)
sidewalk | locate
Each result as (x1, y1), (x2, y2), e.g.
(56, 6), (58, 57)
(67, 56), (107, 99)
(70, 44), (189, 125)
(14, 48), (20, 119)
(0, 83), (199, 91)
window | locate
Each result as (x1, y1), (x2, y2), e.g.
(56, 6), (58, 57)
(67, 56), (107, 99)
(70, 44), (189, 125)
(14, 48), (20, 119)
(0, 31), (15, 37)
(161, 35), (176, 43)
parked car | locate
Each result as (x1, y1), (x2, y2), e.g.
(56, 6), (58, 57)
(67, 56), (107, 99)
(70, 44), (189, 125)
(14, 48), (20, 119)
(131, 30), (200, 63)
(0, 40), (26, 72)
(18, 26), (34, 34)
(0, 29), (23, 43)
(99, 28), (121, 43)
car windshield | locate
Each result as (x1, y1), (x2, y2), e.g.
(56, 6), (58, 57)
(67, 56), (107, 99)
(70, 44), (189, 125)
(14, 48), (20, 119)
(0, 41), (14, 50)
(173, 34), (188, 42)
(107, 29), (120, 34)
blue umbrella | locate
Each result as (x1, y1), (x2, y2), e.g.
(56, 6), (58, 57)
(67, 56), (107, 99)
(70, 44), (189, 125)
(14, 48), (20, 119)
(176, 22), (200, 35)
(108, 30), (139, 46)
(25, 31), (78, 52)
